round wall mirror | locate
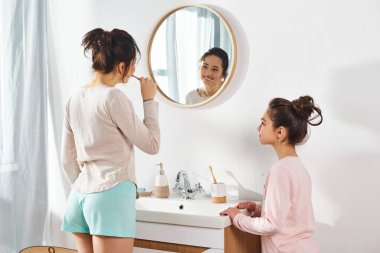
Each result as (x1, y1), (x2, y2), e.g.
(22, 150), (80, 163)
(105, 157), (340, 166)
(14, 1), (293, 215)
(147, 5), (237, 107)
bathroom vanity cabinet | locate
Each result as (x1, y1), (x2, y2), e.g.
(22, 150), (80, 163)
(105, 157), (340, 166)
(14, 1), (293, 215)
(134, 197), (261, 252)
(134, 223), (261, 253)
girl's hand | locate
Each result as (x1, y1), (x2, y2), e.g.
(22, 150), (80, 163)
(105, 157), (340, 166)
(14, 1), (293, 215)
(235, 202), (256, 212)
(220, 207), (240, 220)
(140, 77), (157, 101)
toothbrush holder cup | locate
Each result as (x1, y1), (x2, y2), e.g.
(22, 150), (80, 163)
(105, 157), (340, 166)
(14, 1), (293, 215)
(211, 182), (226, 203)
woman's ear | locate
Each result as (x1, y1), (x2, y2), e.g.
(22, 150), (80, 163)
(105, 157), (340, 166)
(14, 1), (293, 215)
(117, 62), (126, 74)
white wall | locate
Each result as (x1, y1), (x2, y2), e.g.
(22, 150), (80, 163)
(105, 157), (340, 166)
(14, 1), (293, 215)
(47, 0), (380, 252)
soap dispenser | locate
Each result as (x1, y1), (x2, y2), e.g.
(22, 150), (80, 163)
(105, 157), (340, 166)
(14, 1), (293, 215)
(153, 163), (169, 198)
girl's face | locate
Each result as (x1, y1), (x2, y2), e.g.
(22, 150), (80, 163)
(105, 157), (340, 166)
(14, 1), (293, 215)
(199, 55), (224, 86)
(257, 110), (277, 145)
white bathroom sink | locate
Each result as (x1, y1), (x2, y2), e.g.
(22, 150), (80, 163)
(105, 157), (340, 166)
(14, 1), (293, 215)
(135, 196), (236, 228)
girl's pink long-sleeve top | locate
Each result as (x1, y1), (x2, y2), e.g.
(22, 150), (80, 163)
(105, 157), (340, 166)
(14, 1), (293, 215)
(233, 156), (319, 253)
(61, 85), (160, 193)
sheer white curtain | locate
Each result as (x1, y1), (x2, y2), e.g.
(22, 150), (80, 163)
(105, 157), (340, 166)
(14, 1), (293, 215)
(165, 15), (179, 101)
(0, 0), (48, 252)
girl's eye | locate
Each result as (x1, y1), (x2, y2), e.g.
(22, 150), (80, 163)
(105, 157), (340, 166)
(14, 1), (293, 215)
(212, 68), (219, 72)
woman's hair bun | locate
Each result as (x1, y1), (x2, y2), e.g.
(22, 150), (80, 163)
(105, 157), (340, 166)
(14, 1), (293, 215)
(81, 28), (140, 74)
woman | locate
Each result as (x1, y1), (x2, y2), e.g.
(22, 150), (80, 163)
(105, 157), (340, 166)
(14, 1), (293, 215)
(60, 28), (160, 253)
(185, 47), (229, 104)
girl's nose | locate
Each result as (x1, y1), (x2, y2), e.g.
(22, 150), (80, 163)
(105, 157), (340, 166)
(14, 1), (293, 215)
(257, 124), (261, 132)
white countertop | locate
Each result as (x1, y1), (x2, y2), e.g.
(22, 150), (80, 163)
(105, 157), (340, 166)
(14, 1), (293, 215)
(135, 196), (238, 229)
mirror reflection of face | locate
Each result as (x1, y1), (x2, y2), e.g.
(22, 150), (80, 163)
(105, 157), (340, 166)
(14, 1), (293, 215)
(199, 55), (224, 87)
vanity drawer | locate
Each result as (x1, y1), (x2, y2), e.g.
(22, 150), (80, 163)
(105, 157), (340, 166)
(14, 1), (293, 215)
(136, 221), (225, 249)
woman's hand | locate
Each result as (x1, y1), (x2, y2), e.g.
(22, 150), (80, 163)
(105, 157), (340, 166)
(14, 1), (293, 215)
(235, 202), (256, 212)
(220, 207), (240, 220)
(140, 77), (157, 101)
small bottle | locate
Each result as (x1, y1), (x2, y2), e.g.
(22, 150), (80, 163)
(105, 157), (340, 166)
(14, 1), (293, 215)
(153, 163), (169, 198)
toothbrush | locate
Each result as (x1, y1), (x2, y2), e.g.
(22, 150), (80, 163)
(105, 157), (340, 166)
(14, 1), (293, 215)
(208, 165), (217, 184)
(132, 75), (141, 81)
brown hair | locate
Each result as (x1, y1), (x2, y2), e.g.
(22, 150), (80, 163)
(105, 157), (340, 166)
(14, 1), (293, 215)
(268, 95), (323, 145)
(200, 47), (229, 79)
(81, 28), (140, 74)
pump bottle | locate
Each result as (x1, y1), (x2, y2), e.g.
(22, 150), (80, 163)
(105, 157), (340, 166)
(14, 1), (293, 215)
(153, 163), (169, 198)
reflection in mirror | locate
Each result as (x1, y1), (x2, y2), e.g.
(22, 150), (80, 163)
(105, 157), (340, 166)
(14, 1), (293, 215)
(148, 5), (236, 106)
(185, 47), (229, 104)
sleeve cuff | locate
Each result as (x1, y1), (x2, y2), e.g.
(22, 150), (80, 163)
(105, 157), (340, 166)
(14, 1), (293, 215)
(232, 212), (246, 228)
(143, 100), (159, 119)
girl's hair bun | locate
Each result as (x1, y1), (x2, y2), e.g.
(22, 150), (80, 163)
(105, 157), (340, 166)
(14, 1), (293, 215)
(291, 96), (323, 126)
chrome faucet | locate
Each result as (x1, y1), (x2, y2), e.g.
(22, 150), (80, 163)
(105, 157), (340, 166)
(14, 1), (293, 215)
(173, 170), (204, 199)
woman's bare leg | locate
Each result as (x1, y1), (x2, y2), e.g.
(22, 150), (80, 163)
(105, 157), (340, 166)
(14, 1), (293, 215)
(93, 235), (134, 253)
(72, 232), (93, 253)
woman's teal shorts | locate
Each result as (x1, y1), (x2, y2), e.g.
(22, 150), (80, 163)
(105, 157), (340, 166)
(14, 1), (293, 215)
(61, 180), (136, 237)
